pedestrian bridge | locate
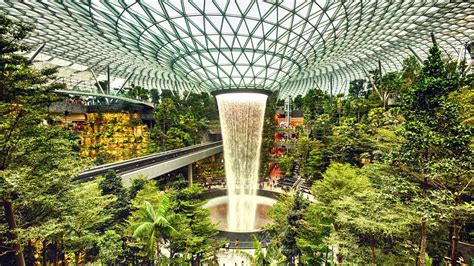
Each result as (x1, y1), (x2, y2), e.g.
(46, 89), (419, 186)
(77, 141), (223, 186)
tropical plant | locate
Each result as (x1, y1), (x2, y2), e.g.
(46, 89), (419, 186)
(130, 198), (176, 264)
(394, 41), (473, 265)
(167, 184), (219, 264)
(0, 14), (86, 266)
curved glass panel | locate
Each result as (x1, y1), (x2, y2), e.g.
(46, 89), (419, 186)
(1, 1), (472, 96)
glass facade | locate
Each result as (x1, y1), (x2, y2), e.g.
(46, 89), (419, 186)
(0, 1), (472, 96)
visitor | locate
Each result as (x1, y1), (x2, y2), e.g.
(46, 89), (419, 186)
(225, 242), (230, 252)
(235, 239), (240, 252)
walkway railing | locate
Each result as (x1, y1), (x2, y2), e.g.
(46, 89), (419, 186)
(76, 141), (223, 180)
(53, 77), (154, 108)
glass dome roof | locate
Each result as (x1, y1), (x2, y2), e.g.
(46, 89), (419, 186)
(1, 1), (472, 97)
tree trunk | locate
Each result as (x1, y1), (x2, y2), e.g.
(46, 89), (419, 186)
(156, 239), (160, 266)
(419, 218), (427, 266)
(74, 251), (80, 266)
(450, 218), (460, 266)
(3, 199), (26, 266)
(371, 238), (376, 265)
(42, 240), (47, 266)
(53, 240), (58, 266)
(60, 240), (66, 266)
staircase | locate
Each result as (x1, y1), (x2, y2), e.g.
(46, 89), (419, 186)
(278, 164), (300, 188)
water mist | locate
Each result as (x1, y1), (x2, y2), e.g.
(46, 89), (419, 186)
(215, 91), (268, 231)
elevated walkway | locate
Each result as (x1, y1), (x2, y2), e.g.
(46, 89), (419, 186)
(53, 78), (154, 108)
(77, 141), (223, 185)
(55, 89), (155, 108)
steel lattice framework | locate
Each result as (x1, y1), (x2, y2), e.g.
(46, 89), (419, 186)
(1, 1), (473, 97)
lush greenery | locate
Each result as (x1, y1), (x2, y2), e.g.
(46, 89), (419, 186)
(269, 41), (473, 265)
(80, 113), (151, 164)
(150, 90), (218, 152)
(0, 15), (219, 265)
(1, 12), (473, 266)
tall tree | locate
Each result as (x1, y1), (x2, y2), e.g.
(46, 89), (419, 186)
(328, 118), (374, 166)
(401, 56), (422, 92)
(167, 184), (219, 265)
(0, 14), (83, 265)
(130, 199), (176, 265)
(281, 193), (308, 265)
(64, 181), (115, 264)
(98, 170), (132, 230)
(149, 88), (160, 104)
(260, 92), (276, 178)
(302, 89), (326, 120)
(348, 79), (367, 99)
(394, 42), (472, 265)
(296, 202), (331, 265)
(292, 95), (304, 110)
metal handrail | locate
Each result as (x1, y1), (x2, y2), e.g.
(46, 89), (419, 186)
(76, 141), (223, 180)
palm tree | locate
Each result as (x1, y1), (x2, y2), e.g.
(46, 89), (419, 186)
(132, 197), (176, 264)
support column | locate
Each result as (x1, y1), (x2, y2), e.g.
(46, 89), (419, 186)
(187, 163), (193, 186)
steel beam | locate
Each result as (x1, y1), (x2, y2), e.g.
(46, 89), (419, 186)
(28, 43), (46, 63)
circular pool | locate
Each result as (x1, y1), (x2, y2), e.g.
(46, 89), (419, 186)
(203, 195), (276, 233)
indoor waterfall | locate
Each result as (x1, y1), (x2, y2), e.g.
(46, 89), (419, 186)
(216, 92), (268, 231)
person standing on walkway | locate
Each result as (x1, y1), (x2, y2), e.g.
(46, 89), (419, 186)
(235, 239), (240, 252)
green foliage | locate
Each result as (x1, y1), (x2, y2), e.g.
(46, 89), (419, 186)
(292, 94), (304, 110)
(396, 43), (472, 203)
(97, 230), (123, 264)
(308, 113), (332, 139)
(348, 79), (367, 99)
(129, 175), (148, 200)
(304, 149), (328, 180)
(393, 43), (473, 264)
(149, 88), (160, 104)
(266, 42), (472, 265)
(307, 163), (419, 263)
(0, 13), (87, 265)
(150, 92), (216, 151)
(312, 163), (371, 209)
(260, 92), (277, 177)
(302, 88), (326, 120)
(131, 181), (165, 211)
(167, 184), (219, 263)
(380, 71), (403, 95)
(251, 235), (282, 265)
(296, 203), (331, 264)
(277, 154), (294, 177)
(163, 127), (193, 149)
(401, 56), (422, 91)
(273, 193), (309, 265)
(98, 170), (132, 231)
(130, 198), (176, 259)
(63, 181), (116, 257)
(128, 181), (219, 263)
(125, 84), (149, 101)
(450, 85), (474, 126)
(327, 118), (375, 166)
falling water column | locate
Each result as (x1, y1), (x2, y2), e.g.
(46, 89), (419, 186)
(214, 90), (268, 231)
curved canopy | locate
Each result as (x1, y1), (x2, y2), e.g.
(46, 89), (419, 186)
(1, 1), (472, 97)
